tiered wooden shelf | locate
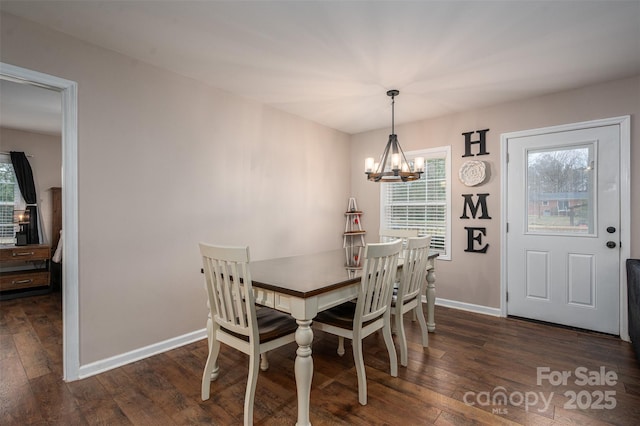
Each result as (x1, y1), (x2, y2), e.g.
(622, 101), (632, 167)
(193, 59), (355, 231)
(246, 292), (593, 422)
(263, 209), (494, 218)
(343, 197), (365, 269)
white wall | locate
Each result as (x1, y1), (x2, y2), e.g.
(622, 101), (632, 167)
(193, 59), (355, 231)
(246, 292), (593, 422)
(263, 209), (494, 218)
(0, 127), (62, 245)
(1, 12), (351, 365)
(350, 75), (640, 309)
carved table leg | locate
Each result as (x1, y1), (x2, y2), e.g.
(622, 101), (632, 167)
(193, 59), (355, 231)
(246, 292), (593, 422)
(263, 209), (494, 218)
(295, 319), (313, 426)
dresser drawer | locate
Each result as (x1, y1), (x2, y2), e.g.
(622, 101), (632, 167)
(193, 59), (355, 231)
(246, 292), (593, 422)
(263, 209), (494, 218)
(0, 270), (50, 291)
(0, 246), (50, 262)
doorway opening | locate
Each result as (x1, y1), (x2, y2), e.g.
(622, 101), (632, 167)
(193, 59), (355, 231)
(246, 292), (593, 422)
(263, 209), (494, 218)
(0, 62), (80, 379)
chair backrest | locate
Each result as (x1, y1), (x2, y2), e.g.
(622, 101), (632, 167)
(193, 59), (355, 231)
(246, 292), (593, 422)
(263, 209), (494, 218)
(379, 228), (419, 242)
(379, 228), (419, 255)
(397, 236), (432, 303)
(199, 243), (258, 341)
(355, 239), (402, 325)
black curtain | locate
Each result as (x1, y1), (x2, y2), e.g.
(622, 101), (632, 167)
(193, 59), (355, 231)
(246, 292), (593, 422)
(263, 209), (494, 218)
(10, 151), (40, 244)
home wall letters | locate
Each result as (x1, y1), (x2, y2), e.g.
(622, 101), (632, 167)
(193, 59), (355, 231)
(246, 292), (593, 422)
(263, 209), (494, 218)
(460, 129), (491, 253)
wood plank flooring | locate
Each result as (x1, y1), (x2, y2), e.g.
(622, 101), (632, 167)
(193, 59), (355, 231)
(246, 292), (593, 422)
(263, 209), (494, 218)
(2, 292), (640, 425)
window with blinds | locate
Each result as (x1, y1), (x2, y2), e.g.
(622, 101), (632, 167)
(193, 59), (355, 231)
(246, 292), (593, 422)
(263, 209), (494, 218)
(380, 147), (451, 260)
(0, 155), (22, 244)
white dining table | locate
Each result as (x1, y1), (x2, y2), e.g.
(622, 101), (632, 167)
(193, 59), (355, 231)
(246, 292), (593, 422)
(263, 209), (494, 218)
(247, 249), (438, 425)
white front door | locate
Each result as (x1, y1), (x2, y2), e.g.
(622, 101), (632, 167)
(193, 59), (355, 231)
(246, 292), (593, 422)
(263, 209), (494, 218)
(506, 123), (620, 334)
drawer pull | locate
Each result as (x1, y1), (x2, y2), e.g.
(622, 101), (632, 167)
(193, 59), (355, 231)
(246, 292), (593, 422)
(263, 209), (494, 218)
(12, 279), (33, 285)
(12, 251), (35, 257)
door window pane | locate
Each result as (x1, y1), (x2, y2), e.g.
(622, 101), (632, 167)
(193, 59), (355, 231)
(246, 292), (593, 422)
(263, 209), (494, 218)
(526, 145), (594, 235)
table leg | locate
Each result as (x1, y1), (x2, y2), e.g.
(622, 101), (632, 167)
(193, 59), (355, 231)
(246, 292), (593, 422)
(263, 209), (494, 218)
(426, 267), (436, 332)
(295, 319), (313, 426)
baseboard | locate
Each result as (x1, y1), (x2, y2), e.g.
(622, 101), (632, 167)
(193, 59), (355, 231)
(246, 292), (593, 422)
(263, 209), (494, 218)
(78, 298), (500, 379)
(425, 296), (502, 317)
(78, 328), (207, 379)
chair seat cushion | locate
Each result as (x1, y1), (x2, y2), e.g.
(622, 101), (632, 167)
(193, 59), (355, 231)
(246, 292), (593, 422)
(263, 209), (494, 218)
(256, 308), (298, 342)
(221, 308), (297, 343)
(391, 293), (419, 308)
(314, 302), (358, 329)
(314, 302), (381, 330)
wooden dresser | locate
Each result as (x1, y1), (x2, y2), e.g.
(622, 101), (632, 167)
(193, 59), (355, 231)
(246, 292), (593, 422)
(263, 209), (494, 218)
(0, 244), (51, 299)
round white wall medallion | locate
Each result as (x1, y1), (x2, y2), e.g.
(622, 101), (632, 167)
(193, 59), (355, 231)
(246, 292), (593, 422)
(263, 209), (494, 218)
(459, 160), (486, 186)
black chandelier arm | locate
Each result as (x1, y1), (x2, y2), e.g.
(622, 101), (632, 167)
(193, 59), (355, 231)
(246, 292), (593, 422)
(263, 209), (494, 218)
(375, 135), (393, 173)
(399, 146), (412, 171)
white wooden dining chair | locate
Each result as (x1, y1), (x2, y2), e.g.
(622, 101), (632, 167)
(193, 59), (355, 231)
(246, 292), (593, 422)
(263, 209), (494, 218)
(379, 228), (419, 244)
(313, 240), (401, 405)
(379, 229), (419, 260)
(379, 228), (426, 319)
(391, 235), (431, 367)
(199, 243), (297, 426)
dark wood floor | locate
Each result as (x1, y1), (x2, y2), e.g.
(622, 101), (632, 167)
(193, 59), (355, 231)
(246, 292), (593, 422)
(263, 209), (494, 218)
(2, 292), (640, 425)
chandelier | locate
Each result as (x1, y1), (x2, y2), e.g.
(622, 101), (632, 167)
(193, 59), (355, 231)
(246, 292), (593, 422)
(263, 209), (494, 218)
(365, 90), (424, 182)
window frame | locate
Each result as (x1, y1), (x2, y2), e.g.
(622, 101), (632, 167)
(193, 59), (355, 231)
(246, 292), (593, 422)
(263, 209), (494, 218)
(379, 145), (451, 260)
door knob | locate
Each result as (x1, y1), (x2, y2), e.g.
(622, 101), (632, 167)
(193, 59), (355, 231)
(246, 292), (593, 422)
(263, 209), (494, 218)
(607, 226), (616, 233)
(606, 241), (617, 249)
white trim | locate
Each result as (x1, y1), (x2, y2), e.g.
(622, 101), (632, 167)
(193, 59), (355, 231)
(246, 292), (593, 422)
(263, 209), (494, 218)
(78, 329), (207, 379)
(619, 116), (631, 341)
(500, 133), (509, 318)
(500, 116), (631, 340)
(430, 296), (502, 317)
(0, 63), (81, 379)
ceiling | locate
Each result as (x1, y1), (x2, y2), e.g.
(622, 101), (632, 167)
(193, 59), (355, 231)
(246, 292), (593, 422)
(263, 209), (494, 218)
(1, 0), (639, 135)
(0, 78), (62, 135)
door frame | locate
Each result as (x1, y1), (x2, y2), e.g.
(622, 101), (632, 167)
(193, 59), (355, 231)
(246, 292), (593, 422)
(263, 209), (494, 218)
(500, 116), (631, 340)
(0, 62), (80, 379)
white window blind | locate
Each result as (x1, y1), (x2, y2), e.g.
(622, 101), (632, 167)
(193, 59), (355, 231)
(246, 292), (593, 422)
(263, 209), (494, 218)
(380, 147), (451, 260)
(0, 154), (23, 244)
